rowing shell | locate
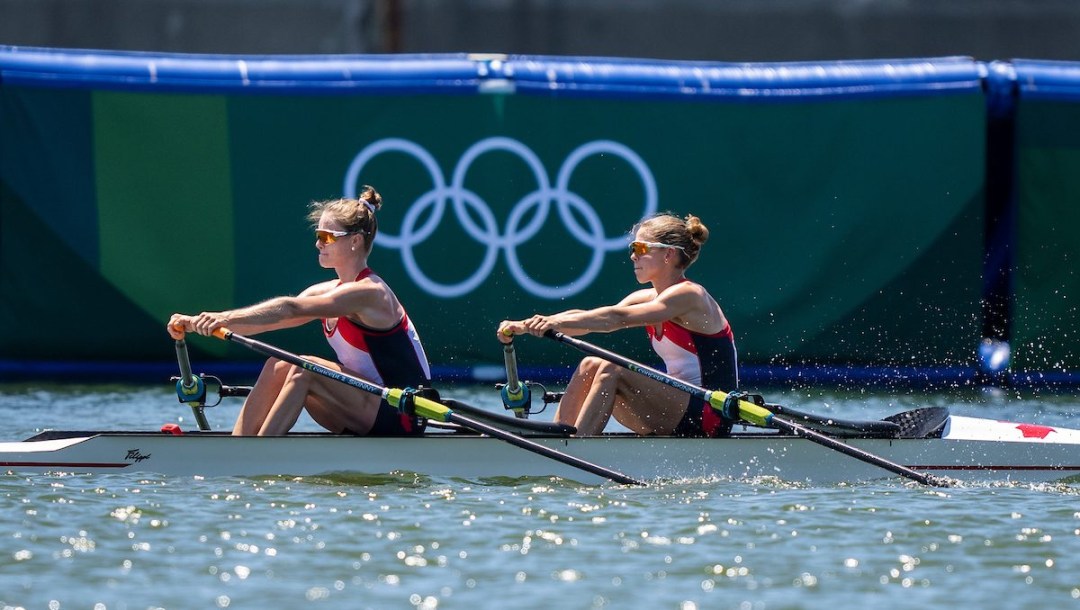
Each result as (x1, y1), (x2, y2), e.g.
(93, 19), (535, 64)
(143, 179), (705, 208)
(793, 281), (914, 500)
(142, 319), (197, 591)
(1, 414), (1078, 484)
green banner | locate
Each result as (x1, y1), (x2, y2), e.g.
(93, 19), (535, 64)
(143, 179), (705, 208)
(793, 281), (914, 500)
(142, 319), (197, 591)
(1, 86), (985, 370)
(1013, 100), (1080, 371)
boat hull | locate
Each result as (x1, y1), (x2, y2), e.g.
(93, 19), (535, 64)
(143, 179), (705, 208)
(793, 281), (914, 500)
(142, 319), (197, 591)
(2, 416), (1079, 484)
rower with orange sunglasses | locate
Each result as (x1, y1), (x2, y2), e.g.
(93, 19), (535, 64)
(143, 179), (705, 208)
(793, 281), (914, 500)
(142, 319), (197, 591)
(168, 185), (432, 437)
(497, 212), (738, 437)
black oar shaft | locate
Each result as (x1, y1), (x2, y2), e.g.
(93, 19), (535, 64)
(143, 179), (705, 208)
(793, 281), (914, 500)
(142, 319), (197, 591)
(544, 330), (947, 488)
(445, 411), (641, 485)
(765, 417), (942, 486)
(212, 329), (644, 486)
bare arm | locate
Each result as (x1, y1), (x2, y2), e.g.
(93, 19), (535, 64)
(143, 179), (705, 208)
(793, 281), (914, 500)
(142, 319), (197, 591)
(540, 288), (698, 334)
(497, 287), (710, 340)
(168, 279), (395, 339)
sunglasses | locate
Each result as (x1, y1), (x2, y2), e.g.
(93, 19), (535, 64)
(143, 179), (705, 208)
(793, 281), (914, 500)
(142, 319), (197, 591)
(628, 240), (685, 256)
(315, 229), (359, 245)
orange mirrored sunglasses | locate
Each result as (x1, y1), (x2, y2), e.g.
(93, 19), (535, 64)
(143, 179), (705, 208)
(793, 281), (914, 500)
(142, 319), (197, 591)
(628, 240), (685, 256)
(315, 229), (358, 245)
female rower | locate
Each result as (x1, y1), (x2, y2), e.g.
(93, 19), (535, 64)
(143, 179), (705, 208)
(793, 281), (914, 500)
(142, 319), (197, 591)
(167, 185), (431, 437)
(497, 212), (737, 437)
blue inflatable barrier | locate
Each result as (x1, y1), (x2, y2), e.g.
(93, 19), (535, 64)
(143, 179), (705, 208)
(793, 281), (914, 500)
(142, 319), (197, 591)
(503, 55), (985, 100)
(1012, 59), (1080, 101)
(0, 46), (484, 93)
(1, 46), (985, 100)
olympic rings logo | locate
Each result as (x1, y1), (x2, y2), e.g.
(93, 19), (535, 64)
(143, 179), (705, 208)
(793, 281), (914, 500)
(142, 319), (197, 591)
(343, 137), (657, 299)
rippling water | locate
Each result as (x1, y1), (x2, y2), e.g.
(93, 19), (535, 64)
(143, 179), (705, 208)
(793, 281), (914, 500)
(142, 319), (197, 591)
(1, 382), (1079, 609)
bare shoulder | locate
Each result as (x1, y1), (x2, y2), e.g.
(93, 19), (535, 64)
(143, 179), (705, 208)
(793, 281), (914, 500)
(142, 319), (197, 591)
(298, 280), (341, 298)
(658, 280), (711, 301)
(337, 273), (403, 326)
(687, 281), (723, 310)
(618, 288), (658, 306)
(298, 277), (389, 305)
(668, 281), (727, 331)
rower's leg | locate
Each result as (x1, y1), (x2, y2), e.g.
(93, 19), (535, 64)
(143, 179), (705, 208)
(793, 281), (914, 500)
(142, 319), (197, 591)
(564, 358), (621, 436)
(555, 357), (603, 431)
(609, 376), (691, 436)
(232, 357), (290, 435)
(256, 362), (317, 436)
(302, 377), (382, 435)
(255, 357), (382, 435)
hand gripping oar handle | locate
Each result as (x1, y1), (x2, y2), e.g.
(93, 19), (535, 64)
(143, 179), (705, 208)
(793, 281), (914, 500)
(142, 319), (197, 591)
(542, 330), (949, 488)
(211, 328), (644, 486)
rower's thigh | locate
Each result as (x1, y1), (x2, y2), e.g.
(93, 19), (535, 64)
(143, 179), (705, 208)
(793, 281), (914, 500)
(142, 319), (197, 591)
(612, 374), (691, 432)
(301, 360), (382, 433)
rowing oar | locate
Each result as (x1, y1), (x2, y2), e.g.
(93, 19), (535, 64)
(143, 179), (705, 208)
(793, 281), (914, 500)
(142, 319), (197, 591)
(542, 330), (949, 488)
(208, 328), (645, 486)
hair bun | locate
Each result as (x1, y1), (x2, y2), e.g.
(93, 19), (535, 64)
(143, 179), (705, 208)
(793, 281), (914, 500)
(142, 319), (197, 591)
(685, 214), (709, 245)
(359, 185), (383, 212)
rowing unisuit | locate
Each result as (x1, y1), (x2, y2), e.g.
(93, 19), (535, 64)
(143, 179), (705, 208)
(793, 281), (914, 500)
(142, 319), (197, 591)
(647, 317), (738, 437)
(323, 268), (432, 433)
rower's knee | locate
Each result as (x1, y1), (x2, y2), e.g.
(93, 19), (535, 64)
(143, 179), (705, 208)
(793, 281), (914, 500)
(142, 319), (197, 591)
(582, 358), (622, 386)
(260, 357), (292, 376)
(282, 363), (309, 386)
(578, 356), (619, 376)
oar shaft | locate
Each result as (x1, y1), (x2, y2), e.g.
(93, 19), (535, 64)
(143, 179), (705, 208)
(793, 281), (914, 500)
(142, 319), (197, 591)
(212, 328), (388, 398)
(444, 409), (641, 485)
(211, 328), (645, 486)
(548, 331), (714, 398)
(766, 417), (942, 486)
(544, 330), (947, 487)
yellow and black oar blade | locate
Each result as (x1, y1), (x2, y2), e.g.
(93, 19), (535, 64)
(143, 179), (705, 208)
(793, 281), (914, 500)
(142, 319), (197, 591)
(542, 330), (949, 488)
(209, 328), (645, 486)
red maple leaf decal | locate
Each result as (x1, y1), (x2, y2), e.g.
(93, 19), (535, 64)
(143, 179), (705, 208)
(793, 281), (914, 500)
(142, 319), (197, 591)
(1015, 423), (1057, 439)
